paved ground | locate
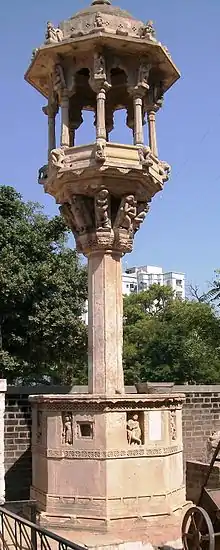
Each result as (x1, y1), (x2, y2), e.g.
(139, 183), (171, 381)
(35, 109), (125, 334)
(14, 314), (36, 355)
(53, 510), (185, 548)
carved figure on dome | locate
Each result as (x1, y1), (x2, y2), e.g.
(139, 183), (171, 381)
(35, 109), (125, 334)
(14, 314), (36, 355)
(159, 160), (171, 181)
(45, 21), (64, 44)
(94, 12), (104, 28)
(62, 413), (73, 445)
(141, 20), (156, 40)
(127, 414), (142, 445)
(38, 165), (48, 185)
(53, 64), (66, 93)
(133, 202), (149, 233)
(114, 195), (137, 231)
(95, 188), (111, 231)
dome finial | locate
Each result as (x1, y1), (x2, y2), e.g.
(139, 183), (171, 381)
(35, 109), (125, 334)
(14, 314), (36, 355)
(91, 0), (111, 5)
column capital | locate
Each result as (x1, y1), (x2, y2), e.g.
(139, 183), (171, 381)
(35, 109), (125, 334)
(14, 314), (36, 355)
(60, 189), (150, 257)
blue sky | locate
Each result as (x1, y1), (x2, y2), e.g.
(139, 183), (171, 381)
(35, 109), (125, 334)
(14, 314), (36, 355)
(1, 0), (220, 292)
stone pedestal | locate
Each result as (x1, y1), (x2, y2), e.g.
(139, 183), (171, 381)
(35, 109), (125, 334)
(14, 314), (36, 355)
(30, 392), (185, 530)
(0, 380), (7, 504)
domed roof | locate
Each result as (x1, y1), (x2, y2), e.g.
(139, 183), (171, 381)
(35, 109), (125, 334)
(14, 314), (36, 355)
(59, 0), (156, 42)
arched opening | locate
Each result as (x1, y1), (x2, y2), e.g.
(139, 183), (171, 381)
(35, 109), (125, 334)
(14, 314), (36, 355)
(69, 68), (96, 146)
(110, 109), (133, 145)
(75, 110), (96, 145)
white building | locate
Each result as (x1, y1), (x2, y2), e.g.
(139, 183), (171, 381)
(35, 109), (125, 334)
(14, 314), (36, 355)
(122, 265), (185, 299)
(82, 265), (185, 324)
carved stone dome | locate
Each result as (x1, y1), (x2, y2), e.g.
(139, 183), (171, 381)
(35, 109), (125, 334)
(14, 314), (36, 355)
(59, 0), (152, 41)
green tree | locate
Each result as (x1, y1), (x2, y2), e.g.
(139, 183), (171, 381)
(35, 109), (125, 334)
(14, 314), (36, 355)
(123, 284), (220, 384)
(0, 186), (88, 385)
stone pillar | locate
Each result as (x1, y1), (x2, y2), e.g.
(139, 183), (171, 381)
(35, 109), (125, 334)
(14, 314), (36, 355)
(88, 251), (124, 395)
(60, 90), (69, 147)
(147, 108), (158, 158)
(42, 103), (57, 158)
(133, 96), (144, 147)
(96, 88), (106, 142)
(0, 380), (7, 504)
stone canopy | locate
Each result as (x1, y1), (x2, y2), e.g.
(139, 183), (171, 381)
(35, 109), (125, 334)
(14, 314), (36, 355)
(25, 0), (180, 100)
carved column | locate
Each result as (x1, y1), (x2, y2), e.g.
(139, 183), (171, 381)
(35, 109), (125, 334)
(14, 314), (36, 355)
(88, 251), (124, 395)
(60, 90), (69, 147)
(133, 95), (144, 147)
(42, 102), (57, 158)
(90, 52), (111, 144)
(147, 108), (158, 158)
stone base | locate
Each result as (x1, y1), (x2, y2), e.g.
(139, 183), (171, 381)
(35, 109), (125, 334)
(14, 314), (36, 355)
(29, 393), (186, 531)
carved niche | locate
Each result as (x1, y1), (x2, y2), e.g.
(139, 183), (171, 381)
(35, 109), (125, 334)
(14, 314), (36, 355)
(127, 413), (143, 445)
(62, 412), (73, 445)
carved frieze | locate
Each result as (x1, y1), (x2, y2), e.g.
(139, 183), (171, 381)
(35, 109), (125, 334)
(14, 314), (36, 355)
(170, 410), (177, 441)
(44, 445), (181, 459)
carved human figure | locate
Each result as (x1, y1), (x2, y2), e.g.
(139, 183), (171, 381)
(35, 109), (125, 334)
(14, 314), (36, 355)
(62, 413), (73, 445)
(45, 21), (63, 43)
(138, 146), (153, 166)
(95, 188), (111, 230)
(133, 202), (149, 232)
(95, 142), (106, 162)
(94, 12), (104, 28)
(94, 53), (105, 77)
(141, 20), (156, 40)
(138, 63), (151, 86)
(70, 196), (92, 234)
(115, 195), (137, 231)
(127, 414), (142, 445)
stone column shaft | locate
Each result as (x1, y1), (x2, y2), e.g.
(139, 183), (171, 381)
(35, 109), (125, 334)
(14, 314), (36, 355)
(48, 114), (56, 156)
(96, 89), (106, 141)
(133, 97), (144, 147)
(60, 91), (69, 147)
(88, 251), (124, 395)
(147, 109), (158, 158)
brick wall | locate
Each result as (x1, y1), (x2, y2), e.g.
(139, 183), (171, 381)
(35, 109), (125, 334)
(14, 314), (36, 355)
(4, 384), (220, 501)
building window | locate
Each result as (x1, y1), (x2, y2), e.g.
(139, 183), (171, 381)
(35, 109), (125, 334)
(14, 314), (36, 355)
(176, 292), (182, 300)
(176, 279), (182, 286)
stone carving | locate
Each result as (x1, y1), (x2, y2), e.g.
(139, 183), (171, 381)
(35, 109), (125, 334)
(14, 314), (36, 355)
(69, 196), (93, 235)
(207, 430), (220, 460)
(31, 48), (39, 61)
(95, 142), (106, 162)
(94, 12), (104, 28)
(141, 20), (156, 41)
(133, 202), (149, 233)
(53, 64), (66, 93)
(114, 195), (137, 231)
(43, 444), (181, 459)
(170, 410), (177, 441)
(94, 53), (106, 78)
(45, 21), (64, 44)
(138, 63), (151, 87)
(49, 147), (66, 172)
(95, 188), (111, 230)
(38, 164), (48, 185)
(62, 413), (73, 445)
(138, 146), (154, 167)
(127, 414), (142, 445)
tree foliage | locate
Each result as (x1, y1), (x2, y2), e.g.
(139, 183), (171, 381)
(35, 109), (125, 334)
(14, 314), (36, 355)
(123, 284), (220, 385)
(0, 186), (88, 385)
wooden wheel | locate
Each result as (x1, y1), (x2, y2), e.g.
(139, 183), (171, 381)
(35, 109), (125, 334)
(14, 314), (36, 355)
(182, 507), (215, 550)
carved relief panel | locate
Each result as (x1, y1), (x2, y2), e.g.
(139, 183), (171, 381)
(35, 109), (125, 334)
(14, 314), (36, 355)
(127, 412), (144, 445)
(62, 412), (73, 445)
(170, 410), (177, 441)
